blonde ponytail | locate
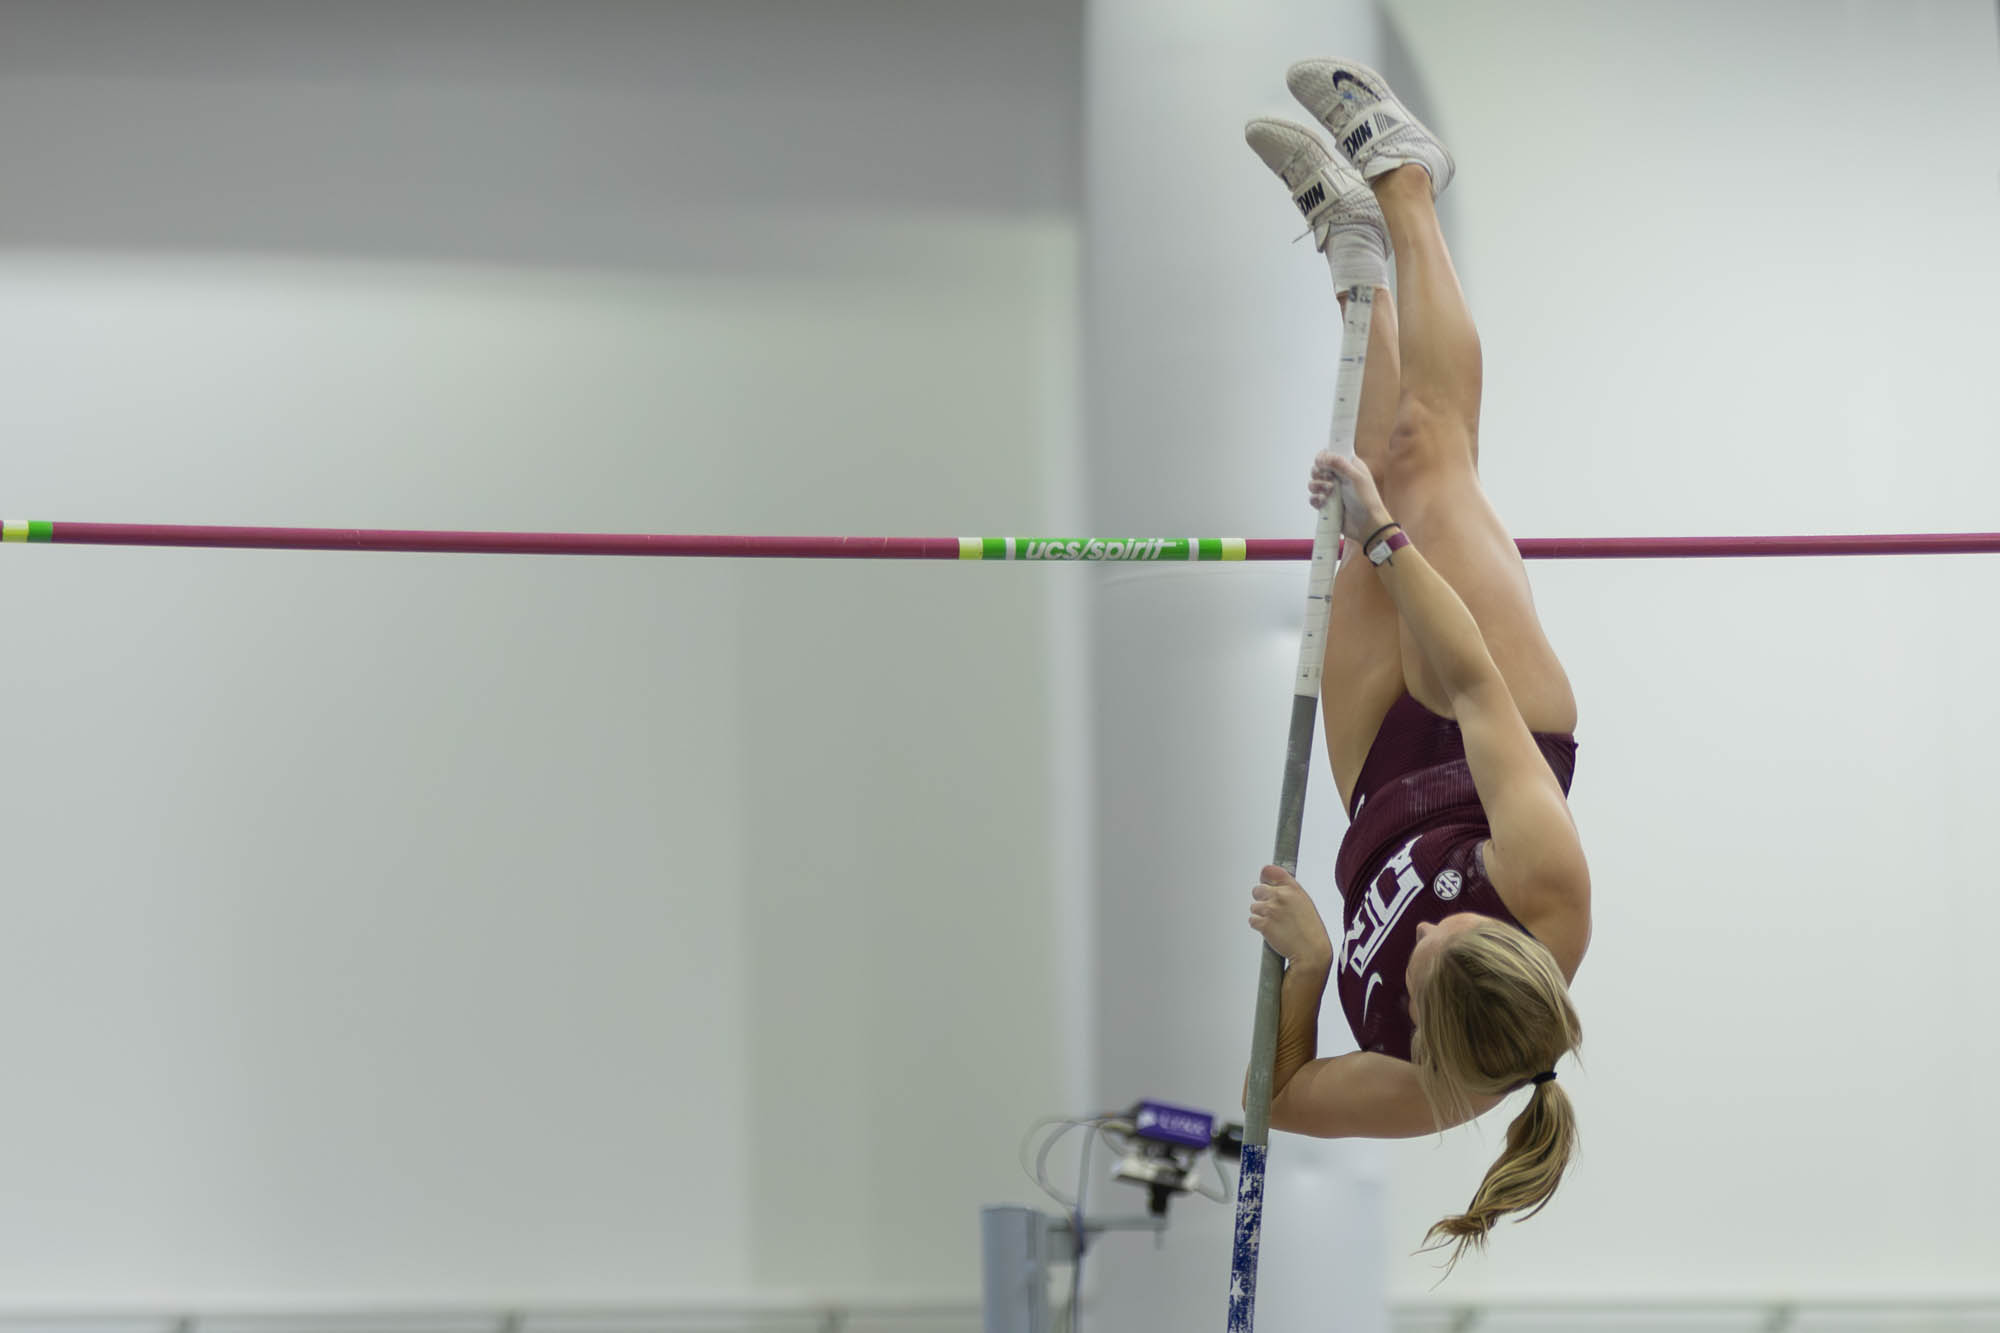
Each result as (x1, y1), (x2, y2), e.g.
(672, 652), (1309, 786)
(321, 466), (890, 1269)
(1422, 1076), (1578, 1268)
(1408, 919), (1582, 1272)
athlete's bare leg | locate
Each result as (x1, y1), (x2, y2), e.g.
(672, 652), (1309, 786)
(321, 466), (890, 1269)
(1319, 286), (1411, 808)
(1368, 164), (1575, 733)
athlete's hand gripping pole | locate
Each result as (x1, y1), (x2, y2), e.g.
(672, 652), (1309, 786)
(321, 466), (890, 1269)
(1227, 285), (1373, 1333)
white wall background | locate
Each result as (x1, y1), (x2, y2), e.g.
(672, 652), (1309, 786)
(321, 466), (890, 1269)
(1, 0), (1998, 1328)
(1376, 0), (2000, 1309)
(0, 0), (1084, 1309)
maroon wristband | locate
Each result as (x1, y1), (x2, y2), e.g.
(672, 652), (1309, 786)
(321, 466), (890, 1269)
(1367, 528), (1410, 566)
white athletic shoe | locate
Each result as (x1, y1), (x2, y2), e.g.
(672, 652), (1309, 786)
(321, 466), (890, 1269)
(1244, 117), (1389, 286)
(1286, 59), (1454, 197)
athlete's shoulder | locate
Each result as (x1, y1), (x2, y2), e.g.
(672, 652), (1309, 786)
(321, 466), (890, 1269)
(1480, 836), (1590, 978)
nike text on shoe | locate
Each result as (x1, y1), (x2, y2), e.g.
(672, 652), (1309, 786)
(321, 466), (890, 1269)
(1244, 117), (1390, 289)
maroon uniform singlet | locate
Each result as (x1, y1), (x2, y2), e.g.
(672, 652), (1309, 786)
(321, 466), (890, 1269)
(1331, 694), (1578, 1062)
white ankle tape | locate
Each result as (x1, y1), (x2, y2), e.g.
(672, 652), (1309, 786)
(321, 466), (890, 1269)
(1322, 231), (1389, 291)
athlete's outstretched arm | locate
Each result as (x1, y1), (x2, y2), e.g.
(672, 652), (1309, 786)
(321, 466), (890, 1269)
(1312, 454), (1587, 922)
(1367, 544), (1583, 902)
(1271, 1050), (1501, 1139)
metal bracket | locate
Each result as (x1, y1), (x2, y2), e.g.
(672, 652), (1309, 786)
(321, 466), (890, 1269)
(979, 1205), (1169, 1333)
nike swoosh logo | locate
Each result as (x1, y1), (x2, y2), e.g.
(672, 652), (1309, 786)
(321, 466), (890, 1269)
(1360, 973), (1384, 1024)
(1330, 70), (1366, 94)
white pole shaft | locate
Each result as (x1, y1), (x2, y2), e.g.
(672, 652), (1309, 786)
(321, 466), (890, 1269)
(1229, 286), (1375, 1333)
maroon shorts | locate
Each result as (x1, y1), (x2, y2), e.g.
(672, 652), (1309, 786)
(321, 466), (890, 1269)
(1334, 694), (1578, 895)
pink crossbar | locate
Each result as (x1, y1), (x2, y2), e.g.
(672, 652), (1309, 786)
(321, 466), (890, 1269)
(23, 524), (2000, 560)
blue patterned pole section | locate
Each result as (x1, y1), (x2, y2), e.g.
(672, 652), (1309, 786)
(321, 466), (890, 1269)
(1225, 1143), (1268, 1331)
(1229, 287), (1373, 1333)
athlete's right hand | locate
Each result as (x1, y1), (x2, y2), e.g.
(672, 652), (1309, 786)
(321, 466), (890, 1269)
(1248, 865), (1333, 971)
(1308, 451), (1394, 545)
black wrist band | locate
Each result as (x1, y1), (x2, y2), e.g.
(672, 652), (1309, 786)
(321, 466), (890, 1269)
(1362, 521), (1402, 549)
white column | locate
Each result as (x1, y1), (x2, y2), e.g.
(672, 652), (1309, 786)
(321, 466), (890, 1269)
(1082, 2), (1390, 1331)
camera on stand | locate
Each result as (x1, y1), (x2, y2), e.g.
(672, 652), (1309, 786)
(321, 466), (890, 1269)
(980, 1098), (1245, 1332)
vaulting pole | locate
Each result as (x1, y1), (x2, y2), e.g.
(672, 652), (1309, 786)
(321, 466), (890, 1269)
(1227, 284), (1373, 1333)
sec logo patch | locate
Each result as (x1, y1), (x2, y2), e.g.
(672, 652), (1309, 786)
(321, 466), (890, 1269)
(1433, 869), (1463, 901)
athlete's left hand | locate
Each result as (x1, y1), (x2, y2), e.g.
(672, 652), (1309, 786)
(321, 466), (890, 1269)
(1248, 865), (1333, 971)
(1308, 451), (1393, 545)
